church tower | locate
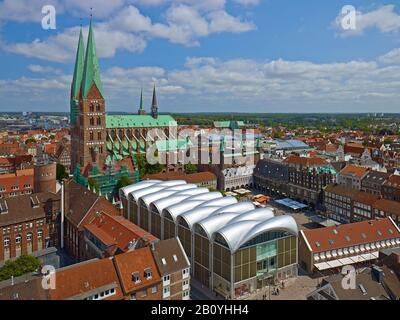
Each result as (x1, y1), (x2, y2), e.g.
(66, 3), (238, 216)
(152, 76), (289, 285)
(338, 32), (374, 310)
(71, 20), (107, 174)
(70, 28), (85, 173)
(151, 84), (158, 118)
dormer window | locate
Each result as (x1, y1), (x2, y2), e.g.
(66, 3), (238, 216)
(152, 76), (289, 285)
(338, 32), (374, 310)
(132, 272), (141, 283)
(173, 254), (178, 262)
(144, 268), (152, 279)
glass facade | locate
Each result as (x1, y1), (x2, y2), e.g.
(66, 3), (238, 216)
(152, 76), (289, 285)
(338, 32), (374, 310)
(163, 215), (176, 240)
(194, 227), (210, 287)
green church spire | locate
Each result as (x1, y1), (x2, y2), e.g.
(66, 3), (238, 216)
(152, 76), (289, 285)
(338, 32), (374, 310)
(138, 88), (145, 115)
(81, 21), (104, 99)
(151, 84), (158, 118)
(70, 28), (85, 124)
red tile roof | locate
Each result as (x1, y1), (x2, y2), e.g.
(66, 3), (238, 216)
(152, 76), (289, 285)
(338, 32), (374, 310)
(285, 155), (328, 167)
(339, 165), (369, 178)
(113, 247), (161, 294)
(49, 258), (123, 300)
(302, 218), (400, 253)
(85, 212), (158, 252)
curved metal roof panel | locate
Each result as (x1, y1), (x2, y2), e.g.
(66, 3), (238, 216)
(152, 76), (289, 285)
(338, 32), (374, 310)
(198, 196), (237, 208)
(216, 215), (298, 253)
(152, 193), (198, 215)
(163, 200), (207, 222)
(141, 190), (181, 208)
(228, 208), (275, 224)
(177, 187), (210, 196)
(212, 202), (255, 215)
(187, 191), (221, 201)
(120, 180), (161, 197)
(195, 212), (242, 240)
(179, 206), (222, 229)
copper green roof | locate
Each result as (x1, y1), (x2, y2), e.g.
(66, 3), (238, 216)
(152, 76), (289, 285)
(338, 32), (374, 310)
(214, 121), (245, 129)
(81, 21), (104, 99)
(155, 139), (191, 152)
(106, 114), (177, 128)
(70, 28), (85, 124)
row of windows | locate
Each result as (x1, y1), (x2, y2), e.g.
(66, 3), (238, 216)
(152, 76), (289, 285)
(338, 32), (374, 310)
(3, 230), (43, 246)
(86, 288), (115, 300)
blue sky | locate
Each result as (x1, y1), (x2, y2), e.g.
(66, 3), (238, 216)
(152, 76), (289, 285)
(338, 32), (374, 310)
(1, 0), (400, 113)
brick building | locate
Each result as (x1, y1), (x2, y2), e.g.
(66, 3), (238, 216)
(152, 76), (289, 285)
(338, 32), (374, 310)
(361, 170), (390, 196)
(337, 165), (369, 190)
(152, 238), (191, 300)
(0, 192), (61, 263)
(0, 169), (34, 198)
(63, 180), (119, 261)
(299, 218), (400, 274)
(382, 175), (400, 202)
(82, 212), (158, 260)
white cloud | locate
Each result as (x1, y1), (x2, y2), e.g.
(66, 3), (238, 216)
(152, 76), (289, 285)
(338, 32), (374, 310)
(379, 48), (400, 64)
(334, 5), (400, 37)
(232, 0), (260, 5)
(28, 64), (62, 74)
(3, 53), (400, 112)
(1, 2), (256, 61)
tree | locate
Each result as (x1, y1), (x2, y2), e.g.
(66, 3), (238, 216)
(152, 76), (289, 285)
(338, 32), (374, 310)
(25, 138), (36, 144)
(115, 176), (133, 192)
(184, 162), (198, 174)
(56, 163), (69, 181)
(88, 177), (100, 193)
(0, 255), (41, 281)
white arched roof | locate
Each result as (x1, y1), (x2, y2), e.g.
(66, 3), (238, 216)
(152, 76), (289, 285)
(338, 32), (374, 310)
(215, 215), (298, 253)
(228, 208), (274, 224)
(195, 212), (242, 240)
(152, 192), (202, 215)
(163, 200), (206, 222)
(198, 196), (237, 208)
(179, 206), (222, 229)
(120, 180), (161, 197)
(187, 191), (221, 201)
(178, 188), (210, 197)
(212, 202), (254, 215)
(129, 180), (186, 202)
(165, 184), (197, 192)
(141, 190), (182, 208)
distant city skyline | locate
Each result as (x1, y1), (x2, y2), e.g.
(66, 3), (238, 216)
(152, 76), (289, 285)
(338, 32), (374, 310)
(2, 1), (400, 113)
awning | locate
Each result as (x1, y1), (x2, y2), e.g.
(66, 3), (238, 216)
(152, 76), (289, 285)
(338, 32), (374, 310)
(327, 260), (342, 268)
(390, 239), (396, 246)
(349, 248), (355, 254)
(350, 255), (365, 263)
(343, 248), (349, 255)
(396, 239), (400, 245)
(332, 250), (338, 258)
(338, 249), (343, 256)
(319, 252), (326, 260)
(365, 244), (371, 250)
(370, 243), (376, 250)
(354, 247), (360, 253)
(338, 258), (353, 266)
(314, 254), (320, 262)
(315, 262), (331, 271)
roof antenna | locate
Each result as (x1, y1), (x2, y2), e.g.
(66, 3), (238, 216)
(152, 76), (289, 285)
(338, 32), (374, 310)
(90, 7), (93, 21)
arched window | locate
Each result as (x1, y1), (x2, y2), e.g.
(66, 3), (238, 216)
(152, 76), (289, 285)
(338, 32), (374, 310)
(96, 103), (101, 111)
(27, 232), (33, 242)
(89, 131), (94, 141)
(89, 103), (94, 112)
(97, 132), (102, 140)
(15, 235), (21, 245)
(37, 230), (43, 239)
(90, 117), (94, 126)
(118, 130), (124, 140)
(97, 117), (101, 126)
(4, 237), (10, 247)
